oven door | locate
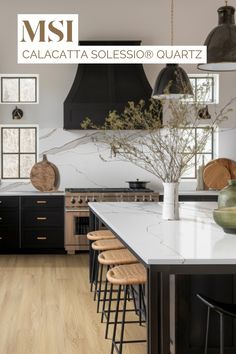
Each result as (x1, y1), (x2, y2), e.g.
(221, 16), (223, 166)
(65, 210), (90, 253)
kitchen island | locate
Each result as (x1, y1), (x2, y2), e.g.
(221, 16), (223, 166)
(89, 201), (236, 354)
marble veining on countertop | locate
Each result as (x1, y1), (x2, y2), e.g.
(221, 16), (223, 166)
(89, 201), (236, 266)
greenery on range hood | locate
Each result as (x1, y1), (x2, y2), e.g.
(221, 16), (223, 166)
(63, 40), (154, 130)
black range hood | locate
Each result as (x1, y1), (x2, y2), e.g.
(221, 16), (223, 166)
(64, 40), (152, 129)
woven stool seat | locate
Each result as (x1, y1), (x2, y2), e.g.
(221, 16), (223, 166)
(87, 230), (115, 241)
(92, 239), (125, 251)
(107, 263), (147, 286)
(98, 249), (138, 266)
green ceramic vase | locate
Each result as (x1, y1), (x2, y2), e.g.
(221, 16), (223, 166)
(213, 208), (236, 234)
(218, 179), (236, 208)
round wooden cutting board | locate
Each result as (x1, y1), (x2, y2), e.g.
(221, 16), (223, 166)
(229, 160), (236, 179)
(203, 160), (231, 190)
(204, 158), (230, 171)
(30, 155), (60, 192)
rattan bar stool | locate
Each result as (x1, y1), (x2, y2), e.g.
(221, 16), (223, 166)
(87, 230), (116, 241)
(97, 249), (138, 316)
(91, 239), (125, 301)
(87, 230), (116, 292)
(92, 239), (125, 252)
(107, 263), (147, 354)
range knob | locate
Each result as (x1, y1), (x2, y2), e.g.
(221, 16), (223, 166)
(78, 198), (83, 204)
(85, 197), (90, 203)
(71, 197), (76, 204)
(142, 196), (147, 202)
(134, 196), (139, 202)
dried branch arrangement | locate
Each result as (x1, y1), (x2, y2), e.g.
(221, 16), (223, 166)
(81, 88), (235, 182)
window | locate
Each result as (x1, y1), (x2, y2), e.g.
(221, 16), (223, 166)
(0, 126), (38, 179)
(181, 127), (214, 179)
(184, 74), (219, 104)
(180, 75), (217, 179)
(0, 74), (39, 103)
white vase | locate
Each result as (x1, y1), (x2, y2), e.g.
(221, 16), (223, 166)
(162, 182), (179, 220)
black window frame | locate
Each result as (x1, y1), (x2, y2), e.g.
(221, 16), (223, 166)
(1, 126), (38, 180)
(187, 74), (219, 105)
(0, 76), (38, 103)
(181, 127), (214, 180)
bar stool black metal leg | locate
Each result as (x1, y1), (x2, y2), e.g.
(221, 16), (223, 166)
(111, 285), (121, 354)
(139, 285), (146, 326)
(101, 265), (109, 323)
(219, 313), (224, 354)
(130, 285), (138, 315)
(138, 284), (142, 325)
(97, 264), (104, 313)
(204, 307), (210, 354)
(141, 284), (146, 322)
(105, 283), (113, 339)
(94, 254), (100, 301)
(90, 249), (95, 292)
(119, 285), (128, 354)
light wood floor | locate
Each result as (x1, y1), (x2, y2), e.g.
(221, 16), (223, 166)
(0, 254), (146, 354)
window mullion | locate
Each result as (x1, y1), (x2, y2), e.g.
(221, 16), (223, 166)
(0, 126), (37, 180)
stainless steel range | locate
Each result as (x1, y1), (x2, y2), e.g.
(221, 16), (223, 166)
(65, 188), (159, 254)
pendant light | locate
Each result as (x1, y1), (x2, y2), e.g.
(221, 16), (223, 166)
(152, 0), (193, 99)
(198, 1), (236, 72)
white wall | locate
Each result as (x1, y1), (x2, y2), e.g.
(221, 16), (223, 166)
(0, 0), (236, 192)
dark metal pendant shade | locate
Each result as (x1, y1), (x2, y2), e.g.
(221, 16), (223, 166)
(152, 64), (193, 99)
(198, 5), (236, 71)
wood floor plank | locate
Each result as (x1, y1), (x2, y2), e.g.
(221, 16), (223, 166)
(0, 254), (146, 354)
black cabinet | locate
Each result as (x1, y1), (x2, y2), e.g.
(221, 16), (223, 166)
(0, 197), (19, 250)
(159, 194), (218, 202)
(0, 196), (19, 208)
(178, 194), (218, 202)
(22, 229), (64, 249)
(22, 210), (64, 228)
(0, 195), (64, 251)
(21, 196), (64, 249)
(21, 196), (64, 209)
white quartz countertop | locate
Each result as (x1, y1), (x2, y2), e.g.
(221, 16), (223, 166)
(88, 201), (236, 266)
(0, 191), (65, 196)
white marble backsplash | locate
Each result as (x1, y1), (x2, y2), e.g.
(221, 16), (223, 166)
(2, 127), (236, 193)
(0, 128), (168, 192)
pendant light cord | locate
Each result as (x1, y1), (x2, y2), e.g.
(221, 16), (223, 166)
(171, 0), (174, 45)
(225, 0), (228, 6)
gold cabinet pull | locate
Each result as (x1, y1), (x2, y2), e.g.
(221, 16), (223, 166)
(36, 200), (47, 204)
(36, 236), (47, 240)
(0, 217), (2, 220)
(36, 217), (47, 220)
(0, 237), (3, 240)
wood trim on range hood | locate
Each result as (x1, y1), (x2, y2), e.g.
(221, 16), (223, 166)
(63, 40), (153, 130)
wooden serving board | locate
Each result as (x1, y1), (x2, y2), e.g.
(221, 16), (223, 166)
(203, 162), (230, 190)
(30, 155), (60, 192)
(229, 160), (236, 179)
(203, 158), (236, 190)
(204, 158), (230, 170)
